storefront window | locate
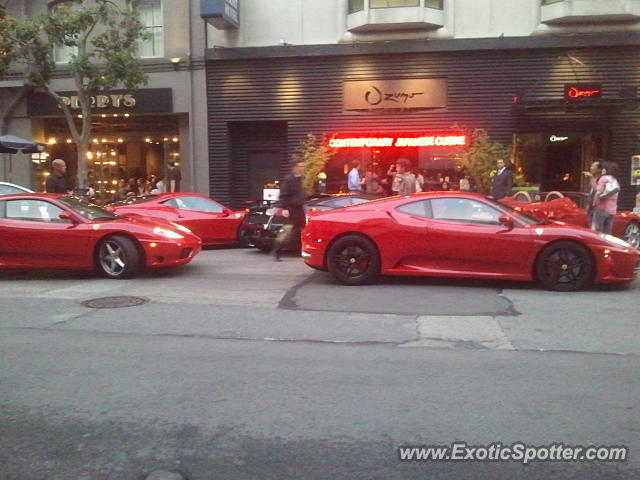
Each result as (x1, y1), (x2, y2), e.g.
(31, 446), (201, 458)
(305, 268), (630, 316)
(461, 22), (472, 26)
(349, 0), (442, 14)
(348, 0), (365, 13)
(40, 115), (179, 202)
(370, 0), (420, 8)
(134, 0), (163, 58)
(49, 1), (78, 64)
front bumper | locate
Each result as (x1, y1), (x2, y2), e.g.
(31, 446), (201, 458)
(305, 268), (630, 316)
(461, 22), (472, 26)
(595, 247), (640, 283)
(141, 237), (202, 268)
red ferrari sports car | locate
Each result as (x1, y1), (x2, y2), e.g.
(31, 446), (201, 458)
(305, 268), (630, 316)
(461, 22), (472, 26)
(0, 194), (201, 278)
(302, 192), (640, 291)
(502, 191), (640, 249)
(111, 193), (245, 246)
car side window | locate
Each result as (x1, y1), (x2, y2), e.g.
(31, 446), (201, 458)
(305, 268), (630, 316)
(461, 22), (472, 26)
(0, 184), (24, 195)
(163, 196), (223, 213)
(330, 197), (353, 208)
(430, 198), (502, 225)
(396, 200), (430, 218)
(5, 199), (70, 223)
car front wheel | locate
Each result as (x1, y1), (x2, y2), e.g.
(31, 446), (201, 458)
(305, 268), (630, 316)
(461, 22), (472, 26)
(623, 221), (640, 249)
(535, 241), (593, 291)
(97, 235), (140, 279)
(327, 234), (379, 285)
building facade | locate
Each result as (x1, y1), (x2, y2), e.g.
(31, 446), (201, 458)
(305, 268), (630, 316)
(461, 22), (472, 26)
(1, 0), (209, 197)
(203, 0), (640, 210)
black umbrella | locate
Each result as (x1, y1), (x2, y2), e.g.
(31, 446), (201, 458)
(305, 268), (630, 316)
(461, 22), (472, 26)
(0, 135), (45, 154)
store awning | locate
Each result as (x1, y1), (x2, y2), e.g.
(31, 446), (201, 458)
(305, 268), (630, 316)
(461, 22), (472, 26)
(0, 135), (45, 154)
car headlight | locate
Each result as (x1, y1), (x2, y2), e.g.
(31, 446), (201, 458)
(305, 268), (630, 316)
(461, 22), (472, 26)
(153, 226), (184, 239)
(600, 234), (631, 248)
(170, 222), (193, 234)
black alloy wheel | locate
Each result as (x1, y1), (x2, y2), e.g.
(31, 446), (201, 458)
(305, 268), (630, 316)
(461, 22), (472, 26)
(96, 235), (140, 279)
(327, 234), (380, 285)
(535, 241), (594, 291)
(623, 221), (640, 250)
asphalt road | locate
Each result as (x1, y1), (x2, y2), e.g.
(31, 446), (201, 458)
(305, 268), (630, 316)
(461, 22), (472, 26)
(1, 247), (639, 479)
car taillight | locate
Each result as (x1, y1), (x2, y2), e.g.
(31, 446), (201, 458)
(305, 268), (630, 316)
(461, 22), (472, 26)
(305, 215), (310, 226)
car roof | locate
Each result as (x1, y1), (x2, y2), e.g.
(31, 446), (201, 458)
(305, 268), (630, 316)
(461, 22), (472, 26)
(0, 182), (34, 193)
(0, 192), (63, 201)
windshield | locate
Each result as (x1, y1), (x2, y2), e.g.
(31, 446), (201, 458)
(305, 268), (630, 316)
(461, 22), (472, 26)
(484, 196), (546, 225)
(108, 195), (158, 207)
(58, 196), (119, 221)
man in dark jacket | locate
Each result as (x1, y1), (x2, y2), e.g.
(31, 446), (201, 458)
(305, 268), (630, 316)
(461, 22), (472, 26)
(45, 159), (69, 194)
(490, 158), (513, 200)
(272, 161), (305, 261)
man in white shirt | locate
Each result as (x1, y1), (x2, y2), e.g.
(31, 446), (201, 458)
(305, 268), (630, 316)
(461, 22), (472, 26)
(347, 161), (362, 193)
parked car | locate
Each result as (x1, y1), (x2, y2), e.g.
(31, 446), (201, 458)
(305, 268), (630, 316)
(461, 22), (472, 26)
(0, 194), (201, 278)
(239, 193), (381, 252)
(302, 192), (640, 291)
(110, 193), (245, 246)
(0, 182), (33, 195)
(502, 190), (640, 249)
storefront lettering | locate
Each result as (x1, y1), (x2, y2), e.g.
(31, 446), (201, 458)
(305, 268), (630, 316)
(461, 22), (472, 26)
(59, 94), (137, 110)
(329, 135), (467, 149)
(365, 85), (425, 106)
(566, 87), (601, 99)
(549, 135), (569, 142)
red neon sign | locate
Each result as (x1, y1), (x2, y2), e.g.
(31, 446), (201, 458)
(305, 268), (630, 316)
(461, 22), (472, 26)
(328, 135), (467, 149)
(564, 84), (601, 100)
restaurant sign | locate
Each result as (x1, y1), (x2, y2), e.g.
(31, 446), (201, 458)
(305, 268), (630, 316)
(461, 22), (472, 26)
(26, 89), (173, 116)
(564, 84), (602, 101)
(328, 134), (467, 149)
(343, 78), (447, 111)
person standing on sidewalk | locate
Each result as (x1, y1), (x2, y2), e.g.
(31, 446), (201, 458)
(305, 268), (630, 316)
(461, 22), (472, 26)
(272, 161), (306, 261)
(347, 160), (363, 193)
(582, 159), (603, 229)
(45, 158), (69, 194)
(592, 161), (620, 234)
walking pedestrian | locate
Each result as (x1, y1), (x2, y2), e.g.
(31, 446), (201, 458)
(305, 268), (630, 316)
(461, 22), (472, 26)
(272, 161), (306, 261)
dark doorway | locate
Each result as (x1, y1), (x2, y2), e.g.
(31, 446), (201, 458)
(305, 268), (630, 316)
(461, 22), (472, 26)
(514, 132), (607, 193)
(229, 121), (288, 208)
(247, 150), (280, 201)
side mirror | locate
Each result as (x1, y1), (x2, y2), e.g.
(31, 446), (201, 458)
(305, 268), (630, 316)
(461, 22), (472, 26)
(221, 208), (231, 217)
(59, 212), (77, 223)
(498, 214), (514, 229)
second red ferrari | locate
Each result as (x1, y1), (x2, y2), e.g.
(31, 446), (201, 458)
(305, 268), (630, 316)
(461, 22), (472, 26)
(111, 193), (245, 246)
(502, 191), (640, 249)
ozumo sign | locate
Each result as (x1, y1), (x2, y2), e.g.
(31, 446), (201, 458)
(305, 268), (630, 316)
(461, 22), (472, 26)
(27, 89), (173, 116)
(343, 78), (447, 111)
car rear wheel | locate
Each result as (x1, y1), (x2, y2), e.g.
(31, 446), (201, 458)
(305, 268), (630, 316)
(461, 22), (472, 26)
(97, 235), (140, 279)
(327, 234), (379, 285)
(623, 221), (640, 249)
(512, 191), (532, 203)
(544, 191), (565, 202)
(535, 241), (593, 291)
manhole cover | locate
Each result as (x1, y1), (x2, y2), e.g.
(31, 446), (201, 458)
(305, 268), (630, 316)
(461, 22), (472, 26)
(81, 296), (150, 309)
